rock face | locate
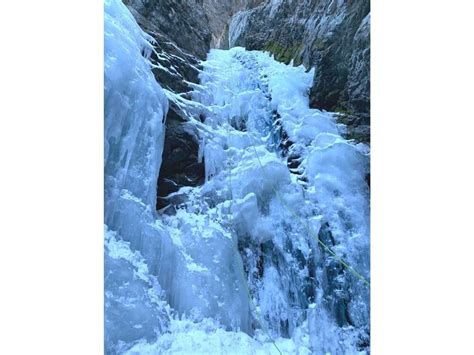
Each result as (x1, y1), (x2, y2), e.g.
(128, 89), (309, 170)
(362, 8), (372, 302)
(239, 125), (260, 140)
(123, 0), (212, 59)
(229, 0), (370, 140)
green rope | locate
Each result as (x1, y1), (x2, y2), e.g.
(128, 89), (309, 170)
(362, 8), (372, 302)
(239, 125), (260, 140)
(220, 122), (368, 355)
(247, 133), (370, 288)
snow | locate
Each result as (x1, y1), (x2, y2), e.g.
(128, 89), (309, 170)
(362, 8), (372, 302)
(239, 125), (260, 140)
(104, 2), (370, 351)
(125, 317), (311, 355)
(104, 227), (170, 355)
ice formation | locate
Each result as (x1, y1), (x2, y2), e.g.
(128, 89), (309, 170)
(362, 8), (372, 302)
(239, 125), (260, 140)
(105, 1), (370, 353)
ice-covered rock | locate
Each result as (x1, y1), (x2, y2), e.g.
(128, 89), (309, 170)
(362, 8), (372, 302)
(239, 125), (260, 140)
(105, 227), (170, 354)
(104, 3), (369, 350)
(104, 0), (168, 215)
(104, 0), (171, 351)
(185, 47), (370, 352)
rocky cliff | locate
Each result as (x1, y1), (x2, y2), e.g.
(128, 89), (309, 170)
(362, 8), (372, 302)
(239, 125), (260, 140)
(123, 0), (211, 59)
(229, 0), (370, 142)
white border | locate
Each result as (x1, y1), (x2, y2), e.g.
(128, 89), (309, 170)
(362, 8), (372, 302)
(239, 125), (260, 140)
(372, 0), (474, 353)
(0, 0), (103, 353)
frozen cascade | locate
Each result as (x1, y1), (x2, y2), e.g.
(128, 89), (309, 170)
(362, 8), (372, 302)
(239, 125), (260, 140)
(104, 0), (171, 352)
(105, 1), (369, 352)
(156, 48), (370, 353)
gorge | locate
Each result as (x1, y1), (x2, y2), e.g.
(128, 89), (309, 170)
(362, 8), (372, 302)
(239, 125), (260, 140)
(105, 0), (370, 353)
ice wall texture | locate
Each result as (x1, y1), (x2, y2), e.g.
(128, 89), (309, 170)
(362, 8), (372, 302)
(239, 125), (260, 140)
(104, 0), (170, 352)
(175, 47), (370, 353)
(104, 0), (369, 352)
(104, 0), (168, 215)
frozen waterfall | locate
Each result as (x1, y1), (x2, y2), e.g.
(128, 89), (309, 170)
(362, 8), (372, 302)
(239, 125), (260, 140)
(105, 1), (370, 353)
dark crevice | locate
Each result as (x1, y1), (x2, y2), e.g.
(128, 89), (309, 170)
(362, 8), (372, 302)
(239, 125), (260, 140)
(156, 106), (205, 210)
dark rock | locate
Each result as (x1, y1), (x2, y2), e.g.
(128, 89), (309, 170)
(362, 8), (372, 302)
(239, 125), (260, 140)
(124, 1), (211, 209)
(156, 113), (205, 210)
(124, 0), (212, 59)
(347, 14), (370, 116)
(335, 112), (370, 143)
(125, 0), (264, 52)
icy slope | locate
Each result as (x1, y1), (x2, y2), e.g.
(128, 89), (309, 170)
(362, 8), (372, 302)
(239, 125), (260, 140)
(146, 48), (369, 353)
(104, 0), (369, 352)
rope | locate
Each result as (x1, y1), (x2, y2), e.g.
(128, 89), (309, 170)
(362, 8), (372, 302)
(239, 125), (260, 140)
(247, 133), (371, 288)
(224, 123), (283, 355)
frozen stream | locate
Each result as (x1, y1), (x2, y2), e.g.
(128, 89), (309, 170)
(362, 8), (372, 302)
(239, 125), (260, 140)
(104, 1), (370, 353)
